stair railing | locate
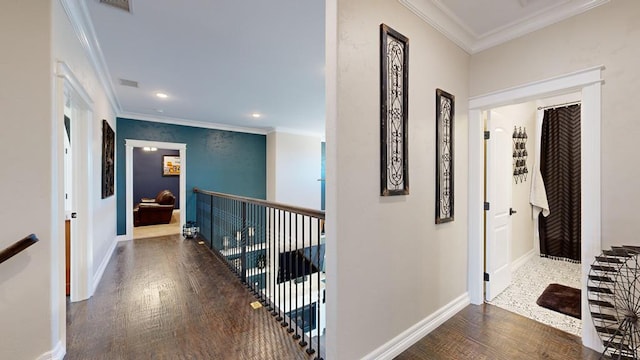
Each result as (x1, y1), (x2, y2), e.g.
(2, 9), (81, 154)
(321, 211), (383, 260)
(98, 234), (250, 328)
(0, 234), (39, 264)
(194, 188), (325, 360)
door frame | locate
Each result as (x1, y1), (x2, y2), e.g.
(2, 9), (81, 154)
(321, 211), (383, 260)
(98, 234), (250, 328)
(467, 65), (603, 351)
(55, 61), (94, 304)
(124, 139), (187, 239)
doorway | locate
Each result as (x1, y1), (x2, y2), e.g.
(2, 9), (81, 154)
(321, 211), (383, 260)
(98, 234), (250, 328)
(484, 97), (582, 336)
(468, 66), (604, 351)
(56, 61), (94, 304)
(124, 139), (187, 240)
(132, 147), (182, 239)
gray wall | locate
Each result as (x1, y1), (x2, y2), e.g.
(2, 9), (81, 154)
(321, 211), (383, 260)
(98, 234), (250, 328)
(328, 0), (470, 358)
(470, 0), (640, 250)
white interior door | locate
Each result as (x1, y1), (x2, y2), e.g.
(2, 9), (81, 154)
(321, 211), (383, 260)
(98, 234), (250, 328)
(485, 110), (513, 301)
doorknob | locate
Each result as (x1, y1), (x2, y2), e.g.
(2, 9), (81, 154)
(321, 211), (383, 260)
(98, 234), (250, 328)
(71, 212), (77, 219)
(509, 208), (517, 216)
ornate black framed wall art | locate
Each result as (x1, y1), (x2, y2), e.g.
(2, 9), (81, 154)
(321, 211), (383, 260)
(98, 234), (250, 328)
(380, 24), (409, 196)
(101, 119), (115, 198)
(435, 89), (454, 223)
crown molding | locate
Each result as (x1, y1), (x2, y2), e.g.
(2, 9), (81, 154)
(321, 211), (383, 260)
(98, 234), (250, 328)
(398, 0), (474, 53)
(399, 0), (610, 54)
(118, 112), (270, 135)
(268, 127), (325, 140)
(59, 0), (122, 112)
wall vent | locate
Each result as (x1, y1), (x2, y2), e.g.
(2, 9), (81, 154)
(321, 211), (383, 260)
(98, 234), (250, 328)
(119, 78), (139, 88)
(100, 0), (131, 12)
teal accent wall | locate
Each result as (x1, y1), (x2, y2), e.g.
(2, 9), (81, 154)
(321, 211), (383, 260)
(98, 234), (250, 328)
(116, 118), (266, 235)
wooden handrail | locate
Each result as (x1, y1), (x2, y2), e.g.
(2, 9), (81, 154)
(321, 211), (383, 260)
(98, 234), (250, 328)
(193, 188), (325, 219)
(0, 234), (39, 264)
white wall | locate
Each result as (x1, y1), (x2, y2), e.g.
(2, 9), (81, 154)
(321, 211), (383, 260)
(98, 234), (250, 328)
(470, 0), (640, 250)
(328, 0), (470, 358)
(0, 2), (54, 359)
(0, 1), (117, 359)
(492, 102), (537, 263)
(52, 0), (117, 282)
(267, 131), (322, 209)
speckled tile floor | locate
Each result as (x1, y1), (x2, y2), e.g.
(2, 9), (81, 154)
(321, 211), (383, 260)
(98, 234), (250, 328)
(488, 255), (582, 336)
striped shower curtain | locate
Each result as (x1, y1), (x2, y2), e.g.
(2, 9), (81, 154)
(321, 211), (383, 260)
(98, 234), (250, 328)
(538, 104), (582, 262)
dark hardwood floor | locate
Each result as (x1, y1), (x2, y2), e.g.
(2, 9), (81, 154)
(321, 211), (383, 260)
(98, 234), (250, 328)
(395, 304), (603, 360)
(65, 235), (310, 360)
(67, 234), (603, 360)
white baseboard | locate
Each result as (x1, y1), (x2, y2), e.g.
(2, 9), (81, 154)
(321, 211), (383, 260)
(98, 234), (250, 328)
(117, 234), (132, 242)
(36, 340), (65, 360)
(92, 235), (118, 294)
(362, 292), (470, 360)
(511, 248), (536, 272)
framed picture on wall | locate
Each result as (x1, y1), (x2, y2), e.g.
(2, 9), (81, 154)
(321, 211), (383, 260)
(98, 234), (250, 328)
(380, 23), (409, 196)
(163, 155), (180, 176)
(101, 119), (115, 198)
(435, 89), (454, 223)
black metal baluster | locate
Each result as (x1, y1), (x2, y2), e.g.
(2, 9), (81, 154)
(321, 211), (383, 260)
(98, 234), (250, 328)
(271, 208), (279, 317)
(245, 204), (256, 295)
(293, 215), (302, 341)
(265, 207), (276, 311)
(228, 197), (232, 270)
(209, 194), (214, 250)
(299, 214), (308, 349)
(283, 210), (291, 329)
(259, 204), (266, 300)
(304, 215), (315, 355)
(276, 208), (284, 322)
(241, 202), (247, 285)
(286, 212), (295, 333)
(236, 198), (241, 278)
(315, 216), (323, 360)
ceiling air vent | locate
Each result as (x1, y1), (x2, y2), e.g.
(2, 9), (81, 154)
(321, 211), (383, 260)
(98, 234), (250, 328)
(119, 78), (138, 88)
(100, 0), (131, 12)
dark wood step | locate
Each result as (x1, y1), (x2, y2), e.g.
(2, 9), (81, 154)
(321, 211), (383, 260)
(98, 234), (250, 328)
(589, 275), (614, 283)
(591, 312), (618, 321)
(589, 299), (615, 308)
(604, 340), (632, 352)
(613, 246), (640, 255)
(603, 249), (632, 257)
(589, 286), (614, 295)
(591, 265), (618, 273)
(595, 256), (623, 264)
(605, 352), (636, 360)
(595, 325), (619, 335)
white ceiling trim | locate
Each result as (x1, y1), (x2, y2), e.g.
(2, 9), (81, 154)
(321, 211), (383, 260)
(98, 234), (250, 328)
(398, 0), (475, 53)
(268, 127), (325, 140)
(118, 111), (271, 135)
(59, 0), (122, 112)
(398, 0), (610, 54)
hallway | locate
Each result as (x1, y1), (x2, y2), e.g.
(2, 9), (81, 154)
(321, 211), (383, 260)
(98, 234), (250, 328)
(65, 234), (603, 360)
(65, 235), (309, 360)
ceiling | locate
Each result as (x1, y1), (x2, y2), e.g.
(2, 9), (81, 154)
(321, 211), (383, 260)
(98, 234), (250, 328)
(74, 0), (608, 136)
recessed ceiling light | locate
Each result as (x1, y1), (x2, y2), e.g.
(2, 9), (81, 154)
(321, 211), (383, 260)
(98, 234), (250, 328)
(156, 109), (164, 113)
(251, 113), (261, 118)
(156, 92), (168, 99)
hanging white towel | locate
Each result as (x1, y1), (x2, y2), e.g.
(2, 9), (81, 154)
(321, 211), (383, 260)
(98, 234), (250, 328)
(530, 110), (550, 218)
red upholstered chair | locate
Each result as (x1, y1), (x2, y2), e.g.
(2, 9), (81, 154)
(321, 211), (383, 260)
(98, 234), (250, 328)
(133, 190), (176, 227)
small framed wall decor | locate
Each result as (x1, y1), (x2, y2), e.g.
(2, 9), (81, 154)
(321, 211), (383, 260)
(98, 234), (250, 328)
(163, 155), (180, 176)
(435, 89), (454, 223)
(380, 23), (409, 196)
(101, 119), (115, 199)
